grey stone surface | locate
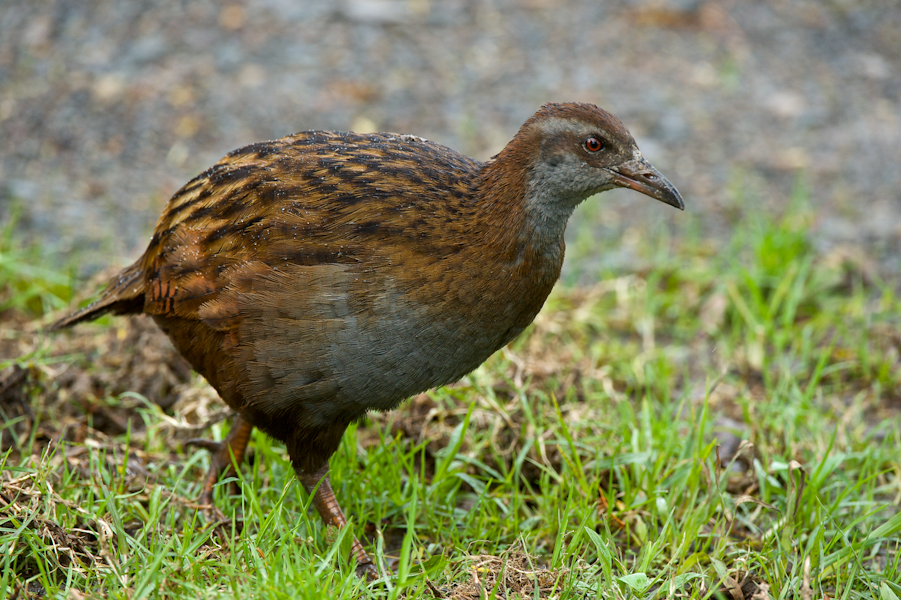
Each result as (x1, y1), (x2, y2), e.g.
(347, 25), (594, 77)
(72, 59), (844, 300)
(1, 0), (899, 276)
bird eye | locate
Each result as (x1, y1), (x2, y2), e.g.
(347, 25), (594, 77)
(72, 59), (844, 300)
(584, 137), (603, 152)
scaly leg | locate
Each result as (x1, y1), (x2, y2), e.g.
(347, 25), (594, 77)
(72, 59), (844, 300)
(299, 464), (380, 580)
(186, 415), (254, 506)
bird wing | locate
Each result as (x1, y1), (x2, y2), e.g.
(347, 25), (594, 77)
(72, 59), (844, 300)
(139, 130), (481, 328)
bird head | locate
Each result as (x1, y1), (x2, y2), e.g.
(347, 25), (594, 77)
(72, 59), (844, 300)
(501, 102), (683, 227)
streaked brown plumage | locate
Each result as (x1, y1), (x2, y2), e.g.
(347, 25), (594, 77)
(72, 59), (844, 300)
(53, 102), (683, 578)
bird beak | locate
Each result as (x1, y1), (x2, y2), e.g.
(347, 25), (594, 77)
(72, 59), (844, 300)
(610, 154), (685, 210)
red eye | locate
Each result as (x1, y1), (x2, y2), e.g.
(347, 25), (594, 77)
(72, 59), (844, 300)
(585, 137), (603, 152)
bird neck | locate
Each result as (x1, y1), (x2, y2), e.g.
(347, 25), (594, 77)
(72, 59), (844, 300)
(475, 149), (568, 281)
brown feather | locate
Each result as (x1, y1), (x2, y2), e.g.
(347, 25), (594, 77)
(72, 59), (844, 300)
(52, 103), (683, 574)
(48, 261), (145, 330)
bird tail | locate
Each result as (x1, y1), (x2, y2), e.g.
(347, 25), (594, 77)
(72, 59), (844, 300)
(49, 261), (146, 330)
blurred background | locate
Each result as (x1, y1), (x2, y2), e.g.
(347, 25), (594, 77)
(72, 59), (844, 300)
(1, 0), (899, 280)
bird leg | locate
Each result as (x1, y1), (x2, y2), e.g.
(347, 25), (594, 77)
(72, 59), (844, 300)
(299, 464), (380, 581)
(186, 414), (254, 506)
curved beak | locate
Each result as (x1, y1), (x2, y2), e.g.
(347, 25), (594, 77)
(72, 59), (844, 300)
(610, 154), (684, 210)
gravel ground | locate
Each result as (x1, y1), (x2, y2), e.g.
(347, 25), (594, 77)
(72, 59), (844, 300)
(1, 0), (899, 277)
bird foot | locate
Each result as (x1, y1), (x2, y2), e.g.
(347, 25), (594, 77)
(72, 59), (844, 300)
(300, 464), (384, 580)
(184, 437), (242, 505)
(183, 438), (246, 546)
(184, 415), (254, 506)
(356, 557), (381, 581)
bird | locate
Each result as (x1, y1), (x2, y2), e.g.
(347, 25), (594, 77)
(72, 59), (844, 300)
(52, 102), (683, 578)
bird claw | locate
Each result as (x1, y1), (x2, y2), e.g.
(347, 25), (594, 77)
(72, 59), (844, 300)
(355, 558), (381, 581)
(183, 416), (254, 505)
(184, 438), (226, 453)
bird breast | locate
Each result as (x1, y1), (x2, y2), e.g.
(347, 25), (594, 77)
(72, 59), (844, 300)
(206, 233), (558, 428)
(141, 131), (564, 428)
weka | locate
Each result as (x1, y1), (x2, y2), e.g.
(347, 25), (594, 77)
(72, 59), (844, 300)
(52, 102), (683, 577)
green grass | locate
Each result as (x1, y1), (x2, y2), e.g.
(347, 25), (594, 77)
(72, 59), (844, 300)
(1, 188), (899, 599)
(0, 211), (75, 320)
